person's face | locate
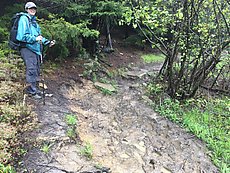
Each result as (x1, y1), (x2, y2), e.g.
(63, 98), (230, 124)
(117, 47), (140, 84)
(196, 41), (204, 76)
(27, 8), (36, 16)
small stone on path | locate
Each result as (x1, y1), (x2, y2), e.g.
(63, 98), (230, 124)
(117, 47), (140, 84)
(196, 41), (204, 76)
(94, 82), (116, 92)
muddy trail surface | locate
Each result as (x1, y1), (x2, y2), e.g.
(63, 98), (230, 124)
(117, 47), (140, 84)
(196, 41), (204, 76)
(19, 51), (219, 173)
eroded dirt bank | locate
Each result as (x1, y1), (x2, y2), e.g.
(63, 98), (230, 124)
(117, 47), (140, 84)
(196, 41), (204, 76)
(18, 56), (219, 173)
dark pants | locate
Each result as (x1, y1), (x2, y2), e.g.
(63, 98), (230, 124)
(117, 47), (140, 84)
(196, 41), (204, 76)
(20, 48), (41, 94)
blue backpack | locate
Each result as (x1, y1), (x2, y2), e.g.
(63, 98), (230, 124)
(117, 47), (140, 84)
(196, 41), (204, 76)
(9, 13), (30, 50)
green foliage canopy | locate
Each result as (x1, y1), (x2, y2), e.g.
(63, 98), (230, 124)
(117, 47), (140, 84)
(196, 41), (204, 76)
(122, 0), (230, 99)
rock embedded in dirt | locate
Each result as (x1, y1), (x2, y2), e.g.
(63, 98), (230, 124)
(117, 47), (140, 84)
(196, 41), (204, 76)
(125, 70), (147, 79)
(94, 82), (116, 92)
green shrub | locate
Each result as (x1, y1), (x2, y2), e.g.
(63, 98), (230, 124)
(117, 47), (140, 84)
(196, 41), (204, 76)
(0, 28), (8, 43)
(40, 17), (99, 60)
(0, 163), (16, 173)
(65, 114), (77, 140)
(80, 142), (93, 159)
(65, 114), (77, 126)
(123, 34), (145, 49)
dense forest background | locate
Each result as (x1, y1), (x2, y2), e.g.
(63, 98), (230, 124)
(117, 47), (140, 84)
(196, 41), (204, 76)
(0, 0), (229, 172)
(0, 0), (229, 99)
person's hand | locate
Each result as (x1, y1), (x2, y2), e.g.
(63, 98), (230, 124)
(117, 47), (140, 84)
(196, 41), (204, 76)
(49, 40), (56, 47)
(36, 35), (43, 42)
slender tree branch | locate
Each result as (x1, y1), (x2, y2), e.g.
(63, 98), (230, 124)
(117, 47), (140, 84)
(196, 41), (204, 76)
(210, 65), (225, 89)
(213, 0), (230, 36)
(136, 22), (168, 57)
(145, 24), (168, 52)
(201, 85), (230, 95)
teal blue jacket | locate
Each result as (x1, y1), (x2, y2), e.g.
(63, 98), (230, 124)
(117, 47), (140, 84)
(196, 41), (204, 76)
(16, 13), (50, 55)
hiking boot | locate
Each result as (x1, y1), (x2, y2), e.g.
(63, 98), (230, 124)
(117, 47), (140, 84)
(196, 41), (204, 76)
(37, 89), (46, 96)
(25, 89), (42, 99)
(27, 92), (42, 99)
(31, 93), (42, 99)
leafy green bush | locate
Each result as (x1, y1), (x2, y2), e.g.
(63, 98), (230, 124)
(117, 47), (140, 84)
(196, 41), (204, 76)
(123, 0), (230, 100)
(65, 114), (77, 126)
(0, 28), (8, 43)
(123, 34), (145, 49)
(80, 142), (93, 159)
(40, 17), (99, 60)
(0, 163), (16, 173)
(206, 49), (230, 91)
(65, 114), (78, 140)
(147, 83), (164, 97)
(0, 3), (24, 30)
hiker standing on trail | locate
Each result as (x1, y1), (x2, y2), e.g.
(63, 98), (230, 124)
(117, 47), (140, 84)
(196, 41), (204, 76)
(17, 2), (55, 99)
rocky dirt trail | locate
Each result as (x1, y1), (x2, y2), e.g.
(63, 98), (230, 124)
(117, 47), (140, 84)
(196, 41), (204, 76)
(19, 54), (219, 173)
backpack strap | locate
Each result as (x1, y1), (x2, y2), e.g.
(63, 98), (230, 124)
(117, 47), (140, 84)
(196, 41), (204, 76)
(15, 13), (31, 28)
